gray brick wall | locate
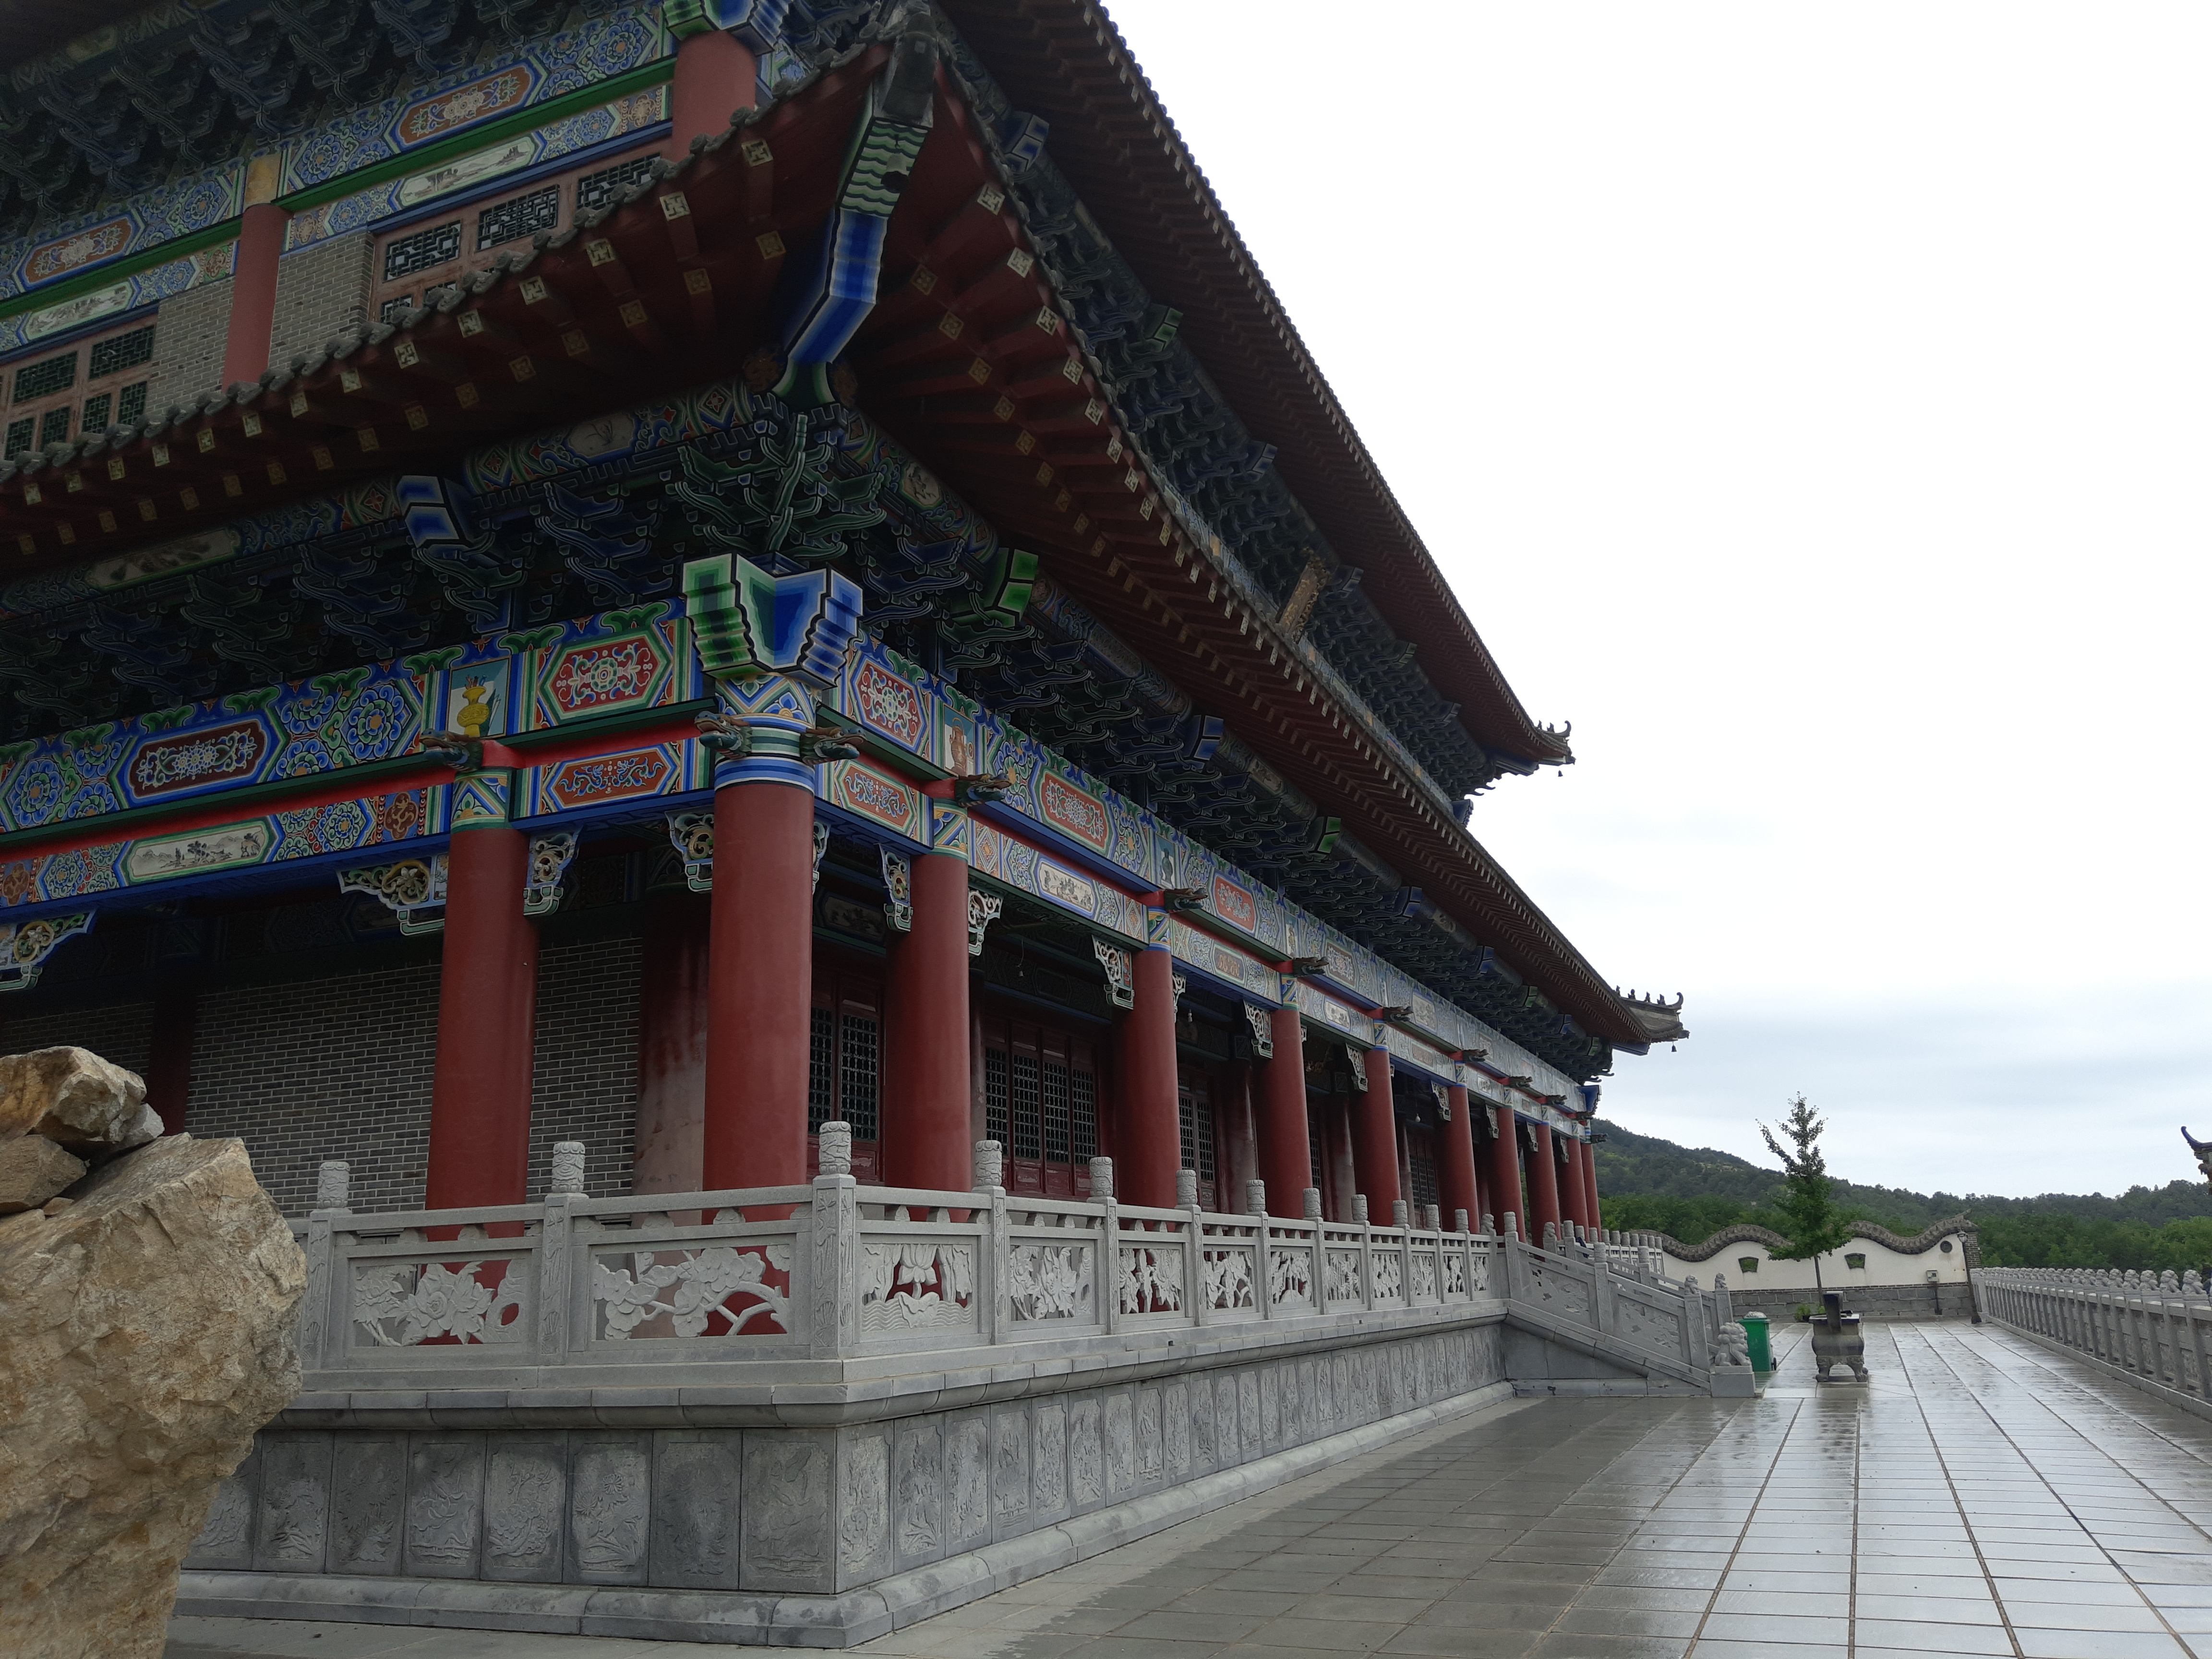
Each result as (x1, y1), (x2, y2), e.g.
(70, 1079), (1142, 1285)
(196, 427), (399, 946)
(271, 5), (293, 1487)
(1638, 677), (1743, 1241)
(526, 935), (641, 1202)
(11, 932), (644, 1217)
(186, 962), (440, 1217)
(0, 1001), (154, 1078)
(269, 232), (373, 371)
(151, 275), (234, 406)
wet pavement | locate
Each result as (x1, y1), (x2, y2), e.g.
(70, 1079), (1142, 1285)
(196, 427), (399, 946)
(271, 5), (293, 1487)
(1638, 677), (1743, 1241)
(169, 1322), (2212, 1659)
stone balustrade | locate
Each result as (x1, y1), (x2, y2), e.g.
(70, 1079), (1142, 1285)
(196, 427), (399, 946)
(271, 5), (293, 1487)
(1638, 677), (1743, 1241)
(1975, 1267), (2212, 1407)
(287, 1165), (1501, 1402)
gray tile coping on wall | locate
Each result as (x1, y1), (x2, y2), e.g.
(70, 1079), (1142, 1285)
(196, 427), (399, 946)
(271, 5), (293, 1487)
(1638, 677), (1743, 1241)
(171, 1322), (2212, 1657)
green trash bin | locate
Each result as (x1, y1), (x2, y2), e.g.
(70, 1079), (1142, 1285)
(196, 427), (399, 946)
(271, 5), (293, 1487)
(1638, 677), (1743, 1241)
(1740, 1311), (1772, 1374)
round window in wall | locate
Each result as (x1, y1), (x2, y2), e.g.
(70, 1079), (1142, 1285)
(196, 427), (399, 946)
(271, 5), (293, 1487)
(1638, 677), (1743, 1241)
(1939, 1240), (1954, 1253)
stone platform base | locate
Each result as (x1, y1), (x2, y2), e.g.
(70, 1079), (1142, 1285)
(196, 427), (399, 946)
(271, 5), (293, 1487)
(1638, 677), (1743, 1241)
(179, 1380), (1515, 1647)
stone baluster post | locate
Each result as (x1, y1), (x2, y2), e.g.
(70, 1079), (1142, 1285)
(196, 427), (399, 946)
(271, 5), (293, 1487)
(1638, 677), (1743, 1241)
(973, 1139), (1004, 1344)
(809, 1121), (859, 1358)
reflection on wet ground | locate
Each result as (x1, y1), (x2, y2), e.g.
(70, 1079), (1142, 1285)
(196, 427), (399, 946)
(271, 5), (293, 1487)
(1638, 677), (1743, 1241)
(843, 1321), (2212, 1659)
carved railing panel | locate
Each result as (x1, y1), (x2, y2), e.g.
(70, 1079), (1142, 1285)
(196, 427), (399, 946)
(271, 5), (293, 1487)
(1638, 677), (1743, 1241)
(591, 1242), (797, 1341)
(351, 1254), (531, 1348)
(1006, 1238), (1095, 1325)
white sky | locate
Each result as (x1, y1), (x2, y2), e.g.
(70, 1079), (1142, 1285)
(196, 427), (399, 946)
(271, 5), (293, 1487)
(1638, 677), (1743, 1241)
(1100, 1), (2212, 1198)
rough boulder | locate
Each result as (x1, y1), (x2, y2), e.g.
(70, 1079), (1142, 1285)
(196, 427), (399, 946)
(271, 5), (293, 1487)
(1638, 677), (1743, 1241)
(0, 1127), (304, 1659)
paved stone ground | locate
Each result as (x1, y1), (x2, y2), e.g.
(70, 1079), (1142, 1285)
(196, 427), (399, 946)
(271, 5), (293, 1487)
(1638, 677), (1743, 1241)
(169, 1321), (2212, 1659)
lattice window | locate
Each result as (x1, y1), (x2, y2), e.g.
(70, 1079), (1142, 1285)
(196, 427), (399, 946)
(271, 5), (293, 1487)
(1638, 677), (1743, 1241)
(87, 324), (153, 379)
(807, 1007), (836, 1132)
(1010, 1052), (1041, 1160)
(379, 293), (415, 323)
(478, 185), (560, 251)
(1178, 1087), (1216, 1181)
(80, 392), (111, 434)
(1310, 1118), (1323, 1190)
(578, 156), (658, 215)
(838, 1011), (879, 1142)
(12, 352), (74, 404)
(1409, 1136), (1438, 1207)
(1070, 1067), (1096, 1162)
(1041, 1059), (1070, 1161)
(985, 1046), (1010, 1147)
(38, 407), (68, 446)
(115, 381), (146, 427)
(384, 220), (463, 281)
(3, 416), (30, 458)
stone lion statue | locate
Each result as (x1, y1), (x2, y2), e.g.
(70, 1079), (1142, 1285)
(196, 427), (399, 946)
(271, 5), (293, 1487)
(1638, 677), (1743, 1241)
(1710, 1321), (1752, 1369)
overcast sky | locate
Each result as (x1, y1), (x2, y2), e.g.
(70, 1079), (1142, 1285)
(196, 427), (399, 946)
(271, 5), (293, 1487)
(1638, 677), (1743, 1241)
(1101, 1), (2212, 1199)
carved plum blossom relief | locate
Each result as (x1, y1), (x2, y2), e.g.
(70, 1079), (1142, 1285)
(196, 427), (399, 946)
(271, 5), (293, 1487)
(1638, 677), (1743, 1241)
(353, 1258), (528, 1346)
(592, 1244), (794, 1339)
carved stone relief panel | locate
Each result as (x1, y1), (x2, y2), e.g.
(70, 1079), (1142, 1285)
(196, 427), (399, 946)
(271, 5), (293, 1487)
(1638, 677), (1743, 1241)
(1134, 1387), (1164, 1490)
(1068, 1395), (1104, 1513)
(740, 1429), (834, 1594)
(1214, 1373), (1240, 1468)
(1276, 1361), (1302, 1449)
(482, 1435), (566, 1582)
(1238, 1372), (1264, 1457)
(1258, 1365), (1282, 1449)
(569, 1435), (651, 1585)
(942, 1412), (991, 1554)
(1298, 1359), (1322, 1442)
(891, 1416), (944, 1572)
(990, 1403), (1032, 1533)
(1163, 1382), (1190, 1483)
(405, 1435), (486, 1579)
(1032, 1400), (1069, 1524)
(327, 1437), (405, 1576)
(252, 1434), (332, 1574)
(186, 1443), (260, 1570)
(1189, 1376), (1217, 1476)
(1333, 1352), (1354, 1431)
(836, 1423), (893, 1588)
(1102, 1390), (1136, 1497)
(649, 1432), (741, 1590)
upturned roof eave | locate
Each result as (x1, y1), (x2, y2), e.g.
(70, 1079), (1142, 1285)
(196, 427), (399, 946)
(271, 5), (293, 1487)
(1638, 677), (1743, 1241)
(934, 0), (1574, 769)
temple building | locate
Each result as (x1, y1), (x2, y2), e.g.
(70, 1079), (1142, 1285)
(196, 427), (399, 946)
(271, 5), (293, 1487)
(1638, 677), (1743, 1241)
(0, 0), (1695, 1640)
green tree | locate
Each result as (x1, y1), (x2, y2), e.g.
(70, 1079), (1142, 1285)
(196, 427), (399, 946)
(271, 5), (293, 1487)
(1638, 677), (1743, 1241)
(1759, 1095), (1854, 1293)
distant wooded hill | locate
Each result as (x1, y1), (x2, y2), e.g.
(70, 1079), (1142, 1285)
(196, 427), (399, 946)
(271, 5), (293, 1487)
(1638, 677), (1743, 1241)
(1593, 1117), (2212, 1238)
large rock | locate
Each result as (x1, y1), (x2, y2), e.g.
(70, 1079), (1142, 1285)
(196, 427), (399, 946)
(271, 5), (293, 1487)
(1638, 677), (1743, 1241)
(0, 1134), (85, 1214)
(0, 1047), (154, 1154)
(0, 1135), (304, 1659)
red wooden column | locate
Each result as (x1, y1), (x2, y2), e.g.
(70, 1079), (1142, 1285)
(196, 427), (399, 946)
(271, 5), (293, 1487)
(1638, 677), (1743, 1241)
(883, 852), (971, 1190)
(1527, 1121), (1564, 1242)
(221, 201), (289, 388)
(146, 983), (198, 1136)
(701, 773), (814, 1191)
(1114, 946), (1179, 1208)
(1255, 1006), (1309, 1217)
(1560, 1137), (1589, 1232)
(1351, 1046), (1400, 1218)
(1484, 1107), (1523, 1232)
(1438, 1082), (1478, 1228)
(666, 24), (757, 157)
(1581, 1137), (1604, 1232)
(633, 887), (709, 1193)
(426, 820), (539, 1209)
